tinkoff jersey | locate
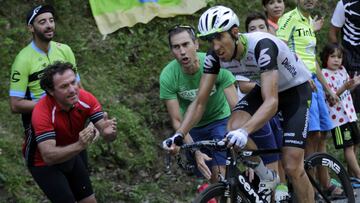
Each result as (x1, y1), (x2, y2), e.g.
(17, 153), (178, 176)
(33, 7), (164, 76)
(204, 32), (311, 92)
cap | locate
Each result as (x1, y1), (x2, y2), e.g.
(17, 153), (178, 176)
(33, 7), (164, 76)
(26, 5), (55, 25)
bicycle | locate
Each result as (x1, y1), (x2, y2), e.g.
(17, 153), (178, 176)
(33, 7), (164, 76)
(177, 140), (355, 203)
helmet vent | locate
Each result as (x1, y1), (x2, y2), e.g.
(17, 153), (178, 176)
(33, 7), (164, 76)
(219, 20), (229, 29)
(211, 15), (217, 29)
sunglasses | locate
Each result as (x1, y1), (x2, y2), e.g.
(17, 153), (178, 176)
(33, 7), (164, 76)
(168, 25), (196, 37)
(198, 32), (222, 42)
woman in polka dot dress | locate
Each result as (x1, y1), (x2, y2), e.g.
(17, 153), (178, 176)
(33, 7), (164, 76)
(321, 42), (360, 182)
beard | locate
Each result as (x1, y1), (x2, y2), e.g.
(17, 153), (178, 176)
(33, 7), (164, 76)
(34, 27), (54, 42)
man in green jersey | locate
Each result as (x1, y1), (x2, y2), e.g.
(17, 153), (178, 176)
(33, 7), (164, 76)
(277, 0), (342, 197)
(160, 25), (238, 183)
(9, 5), (85, 167)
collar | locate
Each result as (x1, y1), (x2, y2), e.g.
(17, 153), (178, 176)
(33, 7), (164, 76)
(31, 40), (52, 55)
(295, 7), (312, 23)
(49, 96), (76, 112)
(238, 34), (248, 60)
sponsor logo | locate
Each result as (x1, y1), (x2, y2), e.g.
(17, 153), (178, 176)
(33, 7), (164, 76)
(258, 48), (271, 67)
(281, 58), (297, 77)
(284, 133), (295, 137)
(11, 71), (20, 83)
(238, 175), (264, 202)
(284, 140), (303, 145)
(322, 158), (341, 174)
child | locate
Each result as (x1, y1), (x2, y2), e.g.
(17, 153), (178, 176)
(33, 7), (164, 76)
(321, 43), (360, 189)
(262, 0), (285, 34)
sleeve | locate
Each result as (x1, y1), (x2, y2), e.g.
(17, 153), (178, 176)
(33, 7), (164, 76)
(9, 55), (30, 98)
(85, 91), (104, 124)
(159, 66), (178, 100)
(218, 69), (236, 89)
(276, 14), (295, 42)
(331, 1), (345, 28)
(254, 38), (279, 72)
(203, 50), (221, 74)
(32, 102), (56, 143)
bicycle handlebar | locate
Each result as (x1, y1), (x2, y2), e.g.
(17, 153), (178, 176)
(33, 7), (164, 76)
(180, 139), (281, 157)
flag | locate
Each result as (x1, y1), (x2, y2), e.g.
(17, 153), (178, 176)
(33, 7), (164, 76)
(89, 0), (207, 35)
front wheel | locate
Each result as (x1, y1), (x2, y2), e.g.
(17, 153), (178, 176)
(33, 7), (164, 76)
(193, 182), (251, 203)
(305, 152), (355, 203)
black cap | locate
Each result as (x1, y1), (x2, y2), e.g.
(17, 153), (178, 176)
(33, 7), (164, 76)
(26, 5), (55, 25)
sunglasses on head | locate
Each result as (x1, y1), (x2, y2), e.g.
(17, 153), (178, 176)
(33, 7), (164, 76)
(168, 25), (196, 36)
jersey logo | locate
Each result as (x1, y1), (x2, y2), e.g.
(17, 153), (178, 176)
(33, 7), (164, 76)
(258, 48), (271, 67)
(11, 71), (20, 83)
(204, 54), (217, 70)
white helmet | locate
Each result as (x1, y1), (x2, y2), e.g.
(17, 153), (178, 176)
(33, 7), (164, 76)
(198, 6), (239, 39)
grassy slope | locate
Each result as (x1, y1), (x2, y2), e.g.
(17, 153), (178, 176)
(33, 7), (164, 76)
(0, 0), (345, 202)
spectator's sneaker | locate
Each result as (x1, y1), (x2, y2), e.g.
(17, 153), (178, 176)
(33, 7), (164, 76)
(275, 183), (290, 202)
(258, 170), (280, 202)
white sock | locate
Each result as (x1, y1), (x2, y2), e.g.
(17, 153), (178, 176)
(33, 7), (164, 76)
(254, 160), (273, 181)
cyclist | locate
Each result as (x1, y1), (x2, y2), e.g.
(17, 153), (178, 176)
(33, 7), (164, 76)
(161, 25), (238, 183)
(163, 5), (314, 203)
(29, 62), (117, 202)
(245, 11), (289, 201)
(277, 0), (341, 197)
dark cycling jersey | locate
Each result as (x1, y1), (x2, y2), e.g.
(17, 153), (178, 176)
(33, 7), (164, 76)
(24, 89), (103, 166)
(204, 32), (311, 92)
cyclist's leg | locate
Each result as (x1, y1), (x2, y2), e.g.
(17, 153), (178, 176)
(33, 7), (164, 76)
(229, 86), (278, 184)
(279, 82), (314, 203)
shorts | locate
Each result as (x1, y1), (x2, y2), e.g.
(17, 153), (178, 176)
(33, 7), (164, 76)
(28, 155), (94, 203)
(331, 122), (360, 149)
(233, 82), (312, 148)
(250, 117), (281, 165)
(189, 118), (228, 176)
(308, 75), (333, 132)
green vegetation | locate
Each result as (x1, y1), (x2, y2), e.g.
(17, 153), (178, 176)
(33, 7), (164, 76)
(0, 0), (349, 202)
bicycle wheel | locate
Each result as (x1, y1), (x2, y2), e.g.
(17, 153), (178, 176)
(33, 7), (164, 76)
(305, 152), (355, 203)
(193, 182), (251, 203)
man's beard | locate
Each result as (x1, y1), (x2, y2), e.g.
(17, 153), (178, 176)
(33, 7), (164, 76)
(34, 28), (54, 42)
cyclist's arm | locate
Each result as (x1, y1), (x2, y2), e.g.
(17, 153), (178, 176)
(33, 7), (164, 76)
(224, 83), (238, 109)
(241, 70), (279, 134)
(238, 81), (256, 94)
(9, 96), (36, 113)
(38, 139), (86, 165)
(176, 73), (217, 135)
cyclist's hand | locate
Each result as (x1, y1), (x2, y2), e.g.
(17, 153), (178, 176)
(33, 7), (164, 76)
(162, 132), (184, 151)
(225, 128), (248, 149)
(194, 150), (212, 180)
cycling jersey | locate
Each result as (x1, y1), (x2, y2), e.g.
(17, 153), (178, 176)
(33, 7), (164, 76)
(204, 32), (311, 92)
(277, 8), (317, 73)
(160, 52), (236, 127)
(10, 41), (79, 128)
(24, 89), (103, 166)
